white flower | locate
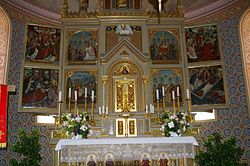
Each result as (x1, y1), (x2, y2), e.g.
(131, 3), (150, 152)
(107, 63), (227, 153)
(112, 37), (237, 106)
(80, 125), (88, 131)
(160, 125), (165, 131)
(71, 118), (75, 122)
(179, 120), (184, 124)
(63, 121), (69, 127)
(66, 131), (69, 136)
(66, 113), (71, 120)
(177, 129), (181, 134)
(183, 126), (186, 131)
(168, 121), (175, 128)
(170, 115), (175, 120)
(75, 116), (81, 122)
(68, 125), (73, 128)
(169, 132), (178, 137)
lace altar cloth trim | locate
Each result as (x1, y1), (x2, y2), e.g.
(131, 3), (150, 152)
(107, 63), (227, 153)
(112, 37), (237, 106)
(56, 137), (198, 162)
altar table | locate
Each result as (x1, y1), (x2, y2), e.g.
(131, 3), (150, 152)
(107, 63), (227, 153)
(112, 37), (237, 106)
(55, 137), (198, 163)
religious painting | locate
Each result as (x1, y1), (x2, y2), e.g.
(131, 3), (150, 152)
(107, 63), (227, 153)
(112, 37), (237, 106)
(149, 29), (180, 64)
(151, 68), (183, 105)
(158, 153), (169, 166)
(67, 30), (98, 64)
(104, 154), (115, 166)
(21, 67), (59, 109)
(189, 65), (226, 106)
(65, 70), (97, 105)
(141, 153), (152, 166)
(86, 154), (97, 166)
(25, 24), (61, 64)
(185, 24), (220, 63)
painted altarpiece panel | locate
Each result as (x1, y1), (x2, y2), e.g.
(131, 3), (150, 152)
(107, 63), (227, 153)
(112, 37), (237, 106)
(65, 70), (97, 104)
(21, 67), (59, 109)
(24, 24), (61, 64)
(188, 65), (226, 106)
(105, 25), (142, 53)
(185, 24), (221, 63)
(66, 30), (98, 64)
(151, 68), (183, 105)
(149, 29), (180, 64)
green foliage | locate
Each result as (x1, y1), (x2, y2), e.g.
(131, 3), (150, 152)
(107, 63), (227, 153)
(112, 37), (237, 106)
(195, 132), (247, 166)
(10, 128), (42, 166)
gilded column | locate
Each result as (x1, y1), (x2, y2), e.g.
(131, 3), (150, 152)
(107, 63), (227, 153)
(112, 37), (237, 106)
(102, 76), (108, 112)
(142, 75), (148, 110)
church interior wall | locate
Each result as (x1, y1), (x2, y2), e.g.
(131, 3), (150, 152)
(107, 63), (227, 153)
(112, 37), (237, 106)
(0, 2), (249, 166)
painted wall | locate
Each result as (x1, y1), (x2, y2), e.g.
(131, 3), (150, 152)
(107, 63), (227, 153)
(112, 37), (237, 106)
(0, 11), (249, 166)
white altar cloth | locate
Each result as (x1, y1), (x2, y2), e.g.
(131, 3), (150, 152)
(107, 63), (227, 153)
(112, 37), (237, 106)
(55, 137), (198, 162)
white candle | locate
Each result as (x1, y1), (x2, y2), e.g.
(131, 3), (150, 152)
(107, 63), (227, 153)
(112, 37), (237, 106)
(156, 89), (159, 100)
(68, 88), (71, 98)
(162, 86), (165, 97)
(85, 87), (87, 98)
(172, 91), (175, 100)
(74, 91), (77, 101)
(106, 107), (108, 114)
(91, 90), (94, 101)
(186, 89), (190, 99)
(58, 91), (62, 101)
(145, 105), (148, 114)
(177, 87), (180, 97)
(99, 107), (101, 114)
(152, 105), (155, 113)
(102, 106), (105, 114)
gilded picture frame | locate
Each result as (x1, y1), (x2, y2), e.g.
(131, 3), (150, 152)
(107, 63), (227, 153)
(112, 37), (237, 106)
(185, 24), (221, 63)
(188, 65), (227, 106)
(66, 30), (98, 64)
(65, 70), (97, 105)
(20, 66), (59, 111)
(24, 24), (61, 64)
(148, 29), (180, 64)
(150, 68), (183, 105)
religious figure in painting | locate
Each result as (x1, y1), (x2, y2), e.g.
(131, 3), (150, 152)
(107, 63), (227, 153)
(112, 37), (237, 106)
(141, 154), (150, 166)
(116, 24), (133, 35)
(159, 153), (168, 166)
(105, 154), (114, 166)
(87, 155), (96, 166)
(85, 40), (96, 60)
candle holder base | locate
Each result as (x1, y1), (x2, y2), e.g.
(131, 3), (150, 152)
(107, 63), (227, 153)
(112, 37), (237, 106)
(156, 116), (162, 124)
(90, 119), (95, 126)
(144, 113), (152, 118)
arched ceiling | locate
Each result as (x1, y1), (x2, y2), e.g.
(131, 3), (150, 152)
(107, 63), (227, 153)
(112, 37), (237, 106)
(26, 0), (215, 14)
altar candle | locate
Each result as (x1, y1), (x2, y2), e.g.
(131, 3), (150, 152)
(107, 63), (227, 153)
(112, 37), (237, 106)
(58, 91), (62, 101)
(85, 87), (87, 98)
(172, 91), (175, 100)
(74, 91), (77, 101)
(145, 105), (148, 114)
(91, 90), (94, 101)
(106, 107), (109, 114)
(98, 107), (101, 114)
(68, 88), (71, 98)
(162, 86), (165, 97)
(186, 89), (190, 99)
(152, 105), (155, 114)
(177, 87), (180, 97)
(156, 89), (159, 100)
(102, 106), (105, 114)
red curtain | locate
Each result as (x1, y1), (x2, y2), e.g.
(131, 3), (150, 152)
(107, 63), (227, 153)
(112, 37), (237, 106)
(0, 85), (8, 148)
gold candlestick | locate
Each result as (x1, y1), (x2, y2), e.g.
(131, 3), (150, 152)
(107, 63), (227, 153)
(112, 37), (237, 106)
(68, 97), (71, 113)
(163, 96), (166, 111)
(84, 97), (87, 113)
(56, 101), (63, 126)
(177, 96), (181, 113)
(90, 100), (95, 126)
(172, 99), (176, 115)
(74, 100), (77, 116)
(156, 100), (161, 123)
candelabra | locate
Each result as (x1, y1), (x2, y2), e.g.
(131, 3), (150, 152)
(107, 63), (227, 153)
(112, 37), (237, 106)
(186, 98), (195, 123)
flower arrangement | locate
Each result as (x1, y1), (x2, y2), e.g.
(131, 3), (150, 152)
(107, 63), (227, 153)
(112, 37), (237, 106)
(61, 112), (91, 139)
(160, 111), (191, 137)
